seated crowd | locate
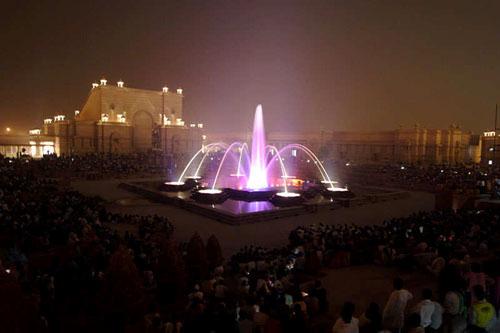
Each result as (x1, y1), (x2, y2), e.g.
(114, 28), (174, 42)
(1, 156), (500, 333)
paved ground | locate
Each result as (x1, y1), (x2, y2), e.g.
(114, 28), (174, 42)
(318, 265), (436, 316)
(72, 178), (435, 257)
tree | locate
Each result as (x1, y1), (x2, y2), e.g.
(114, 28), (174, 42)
(206, 235), (223, 271)
(185, 233), (208, 283)
(98, 246), (146, 327)
(156, 239), (187, 303)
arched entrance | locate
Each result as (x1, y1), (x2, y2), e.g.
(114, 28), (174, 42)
(109, 132), (121, 153)
(133, 111), (153, 151)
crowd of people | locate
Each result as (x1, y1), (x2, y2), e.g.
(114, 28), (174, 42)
(1, 155), (500, 333)
(340, 164), (497, 193)
(227, 207), (500, 332)
(0, 153), (179, 180)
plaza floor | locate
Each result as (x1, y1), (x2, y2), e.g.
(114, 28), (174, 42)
(72, 177), (435, 257)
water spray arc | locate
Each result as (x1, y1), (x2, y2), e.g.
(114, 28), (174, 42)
(266, 145), (290, 194)
(273, 144), (336, 188)
(175, 142), (226, 183)
(211, 142), (244, 190)
(192, 143), (228, 178)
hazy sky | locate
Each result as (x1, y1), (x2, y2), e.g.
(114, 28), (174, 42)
(1, 0), (500, 133)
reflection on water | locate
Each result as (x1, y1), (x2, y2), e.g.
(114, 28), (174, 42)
(210, 199), (278, 214)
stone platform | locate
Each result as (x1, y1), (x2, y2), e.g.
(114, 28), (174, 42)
(118, 181), (409, 225)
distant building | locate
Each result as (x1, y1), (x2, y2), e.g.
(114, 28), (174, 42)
(209, 124), (480, 165)
(0, 130), (30, 158)
(1, 80), (481, 165)
(480, 130), (500, 166)
(28, 80), (205, 157)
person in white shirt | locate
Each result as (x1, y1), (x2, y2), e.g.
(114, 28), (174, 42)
(333, 302), (359, 333)
(415, 289), (443, 331)
(383, 277), (413, 332)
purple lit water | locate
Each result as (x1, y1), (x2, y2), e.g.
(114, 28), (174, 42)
(246, 105), (268, 189)
(210, 199), (277, 214)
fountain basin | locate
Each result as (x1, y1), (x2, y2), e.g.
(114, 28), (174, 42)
(321, 186), (354, 199)
(184, 176), (202, 188)
(227, 188), (278, 201)
(160, 181), (192, 192)
(271, 191), (304, 206)
(191, 188), (229, 204)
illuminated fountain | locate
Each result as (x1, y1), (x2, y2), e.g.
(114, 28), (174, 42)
(163, 105), (349, 204)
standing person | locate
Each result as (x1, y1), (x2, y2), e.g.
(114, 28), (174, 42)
(406, 313), (425, 333)
(465, 263), (492, 304)
(415, 289), (442, 332)
(442, 287), (467, 333)
(287, 304), (307, 333)
(469, 285), (496, 332)
(333, 302), (359, 333)
(359, 302), (382, 333)
(238, 311), (254, 333)
(382, 277), (413, 333)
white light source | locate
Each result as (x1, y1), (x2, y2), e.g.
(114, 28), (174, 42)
(44, 118), (53, 124)
(484, 131), (496, 137)
(92, 83), (99, 88)
(74, 110), (80, 116)
(54, 115), (66, 121)
(327, 187), (349, 192)
(489, 160), (493, 165)
(117, 114), (126, 123)
(177, 88), (183, 94)
(29, 129), (41, 135)
(162, 86), (169, 93)
(101, 113), (109, 122)
(197, 123), (203, 128)
(321, 180), (339, 185)
(276, 192), (301, 198)
(198, 189), (222, 194)
(100, 78), (107, 86)
(164, 181), (184, 186)
(190, 123), (196, 128)
(117, 80), (124, 88)
(5, 127), (11, 133)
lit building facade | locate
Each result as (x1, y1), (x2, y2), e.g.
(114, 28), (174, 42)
(480, 131), (500, 166)
(28, 80), (205, 157)
(0, 133), (31, 157)
(209, 125), (480, 165)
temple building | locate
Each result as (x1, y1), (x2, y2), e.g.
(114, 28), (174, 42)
(28, 79), (205, 157)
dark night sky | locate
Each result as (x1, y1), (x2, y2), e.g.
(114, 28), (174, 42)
(1, 0), (500, 133)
